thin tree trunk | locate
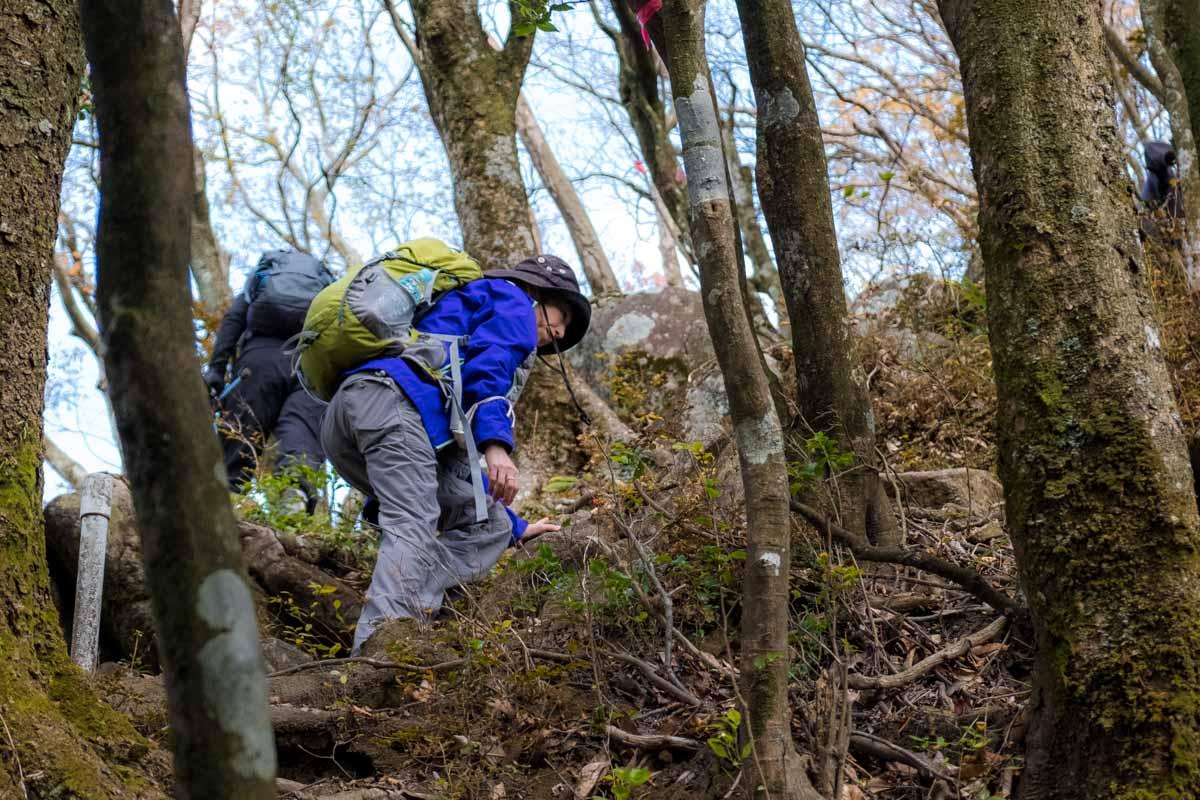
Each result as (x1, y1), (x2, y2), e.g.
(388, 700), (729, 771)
(657, 203), (685, 286)
(641, 2), (819, 798)
(80, 0), (276, 794)
(1143, 0), (1200, 289)
(408, 0), (538, 267)
(516, 94), (622, 294)
(44, 435), (89, 490)
(190, 143), (232, 311)
(600, 0), (693, 255)
(735, 0), (898, 546)
(939, 1), (1200, 795)
(0, 0), (162, 793)
(719, 109), (780, 308)
(178, 0), (232, 312)
(1157, 0), (1200, 159)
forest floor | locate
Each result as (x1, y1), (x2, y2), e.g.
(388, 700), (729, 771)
(51, 276), (1030, 799)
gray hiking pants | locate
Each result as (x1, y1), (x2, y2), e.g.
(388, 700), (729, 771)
(321, 372), (513, 653)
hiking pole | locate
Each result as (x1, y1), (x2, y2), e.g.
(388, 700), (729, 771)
(213, 367), (252, 407)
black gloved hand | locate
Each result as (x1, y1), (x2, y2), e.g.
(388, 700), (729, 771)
(203, 365), (226, 397)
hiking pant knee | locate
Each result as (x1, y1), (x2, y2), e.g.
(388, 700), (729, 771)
(321, 373), (512, 654)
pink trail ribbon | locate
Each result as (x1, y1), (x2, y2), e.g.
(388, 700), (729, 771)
(636, 0), (662, 50)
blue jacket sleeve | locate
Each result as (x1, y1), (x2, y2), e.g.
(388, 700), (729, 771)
(505, 506), (529, 545)
(462, 281), (537, 452)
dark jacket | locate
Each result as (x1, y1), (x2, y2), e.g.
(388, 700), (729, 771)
(209, 295), (251, 375)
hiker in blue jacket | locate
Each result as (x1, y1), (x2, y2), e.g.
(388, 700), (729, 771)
(320, 254), (591, 654)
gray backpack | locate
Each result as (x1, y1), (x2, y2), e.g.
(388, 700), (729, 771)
(243, 250), (334, 339)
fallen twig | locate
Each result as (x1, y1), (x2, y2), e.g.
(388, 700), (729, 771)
(605, 724), (702, 751)
(634, 482), (721, 542)
(529, 647), (703, 706)
(267, 656), (466, 679)
(847, 616), (1007, 690)
(849, 730), (956, 782)
(608, 510), (685, 692)
(791, 500), (1024, 617)
(0, 708), (26, 800)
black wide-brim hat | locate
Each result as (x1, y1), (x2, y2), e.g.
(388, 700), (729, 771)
(487, 255), (592, 355)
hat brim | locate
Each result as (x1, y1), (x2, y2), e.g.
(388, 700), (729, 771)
(487, 269), (592, 354)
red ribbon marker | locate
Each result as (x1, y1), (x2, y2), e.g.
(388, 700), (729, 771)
(636, 0), (662, 50)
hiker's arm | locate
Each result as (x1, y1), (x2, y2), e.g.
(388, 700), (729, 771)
(504, 506), (528, 545)
(208, 294), (250, 377)
(461, 285), (538, 453)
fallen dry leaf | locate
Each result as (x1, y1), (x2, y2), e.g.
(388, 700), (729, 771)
(575, 758), (610, 799)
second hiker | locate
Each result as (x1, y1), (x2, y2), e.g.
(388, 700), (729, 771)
(203, 250), (334, 514)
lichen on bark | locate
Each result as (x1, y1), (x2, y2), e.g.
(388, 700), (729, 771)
(940, 0), (1200, 795)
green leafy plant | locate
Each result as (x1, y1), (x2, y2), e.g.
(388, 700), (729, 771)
(511, 0), (578, 36)
(545, 474), (578, 493)
(593, 764), (651, 800)
(608, 441), (648, 482)
(267, 585), (348, 659)
(706, 709), (751, 773)
(788, 431), (855, 495)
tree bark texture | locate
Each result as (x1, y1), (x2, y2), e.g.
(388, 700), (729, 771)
(1156, 0), (1200, 161)
(190, 144), (232, 312)
(515, 94), (623, 294)
(939, 1), (1200, 796)
(80, 0), (277, 795)
(735, 0), (898, 546)
(720, 111), (781, 309)
(649, 2), (818, 798)
(410, 0), (538, 268)
(0, 0), (165, 795)
(1142, 0), (1200, 290)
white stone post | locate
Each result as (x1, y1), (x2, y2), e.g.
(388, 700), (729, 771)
(71, 473), (113, 672)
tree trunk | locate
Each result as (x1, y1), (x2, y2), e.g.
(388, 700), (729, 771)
(44, 435), (89, 490)
(0, 0), (163, 794)
(1157, 0), (1200, 160)
(601, 0), (693, 258)
(409, 0), (537, 267)
(81, 0), (277, 794)
(939, 1), (1200, 796)
(178, 0), (232, 312)
(643, 2), (819, 798)
(515, 94), (622, 294)
(190, 144), (232, 312)
(1142, 0), (1200, 289)
(735, 0), (898, 546)
(719, 109), (781, 309)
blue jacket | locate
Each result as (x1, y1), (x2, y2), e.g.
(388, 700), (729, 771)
(354, 278), (537, 453)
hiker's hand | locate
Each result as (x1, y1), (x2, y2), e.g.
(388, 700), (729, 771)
(203, 367), (225, 397)
(521, 517), (561, 542)
(485, 445), (518, 505)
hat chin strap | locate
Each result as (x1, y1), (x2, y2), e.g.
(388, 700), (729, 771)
(538, 304), (591, 426)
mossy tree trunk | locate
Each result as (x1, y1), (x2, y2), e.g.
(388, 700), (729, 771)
(409, 0), (537, 268)
(643, 2), (819, 798)
(735, 0), (898, 547)
(1153, 0), (1200, 163)
(939, 1), (1200, 796)
(81, 0), (276, 795)
(0, 0), (164, 796)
